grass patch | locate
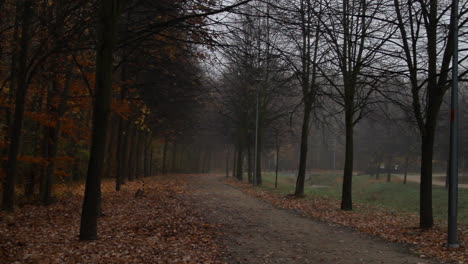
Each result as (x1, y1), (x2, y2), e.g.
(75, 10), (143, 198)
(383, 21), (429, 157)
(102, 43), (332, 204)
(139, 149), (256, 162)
(254, 171), (468, 225)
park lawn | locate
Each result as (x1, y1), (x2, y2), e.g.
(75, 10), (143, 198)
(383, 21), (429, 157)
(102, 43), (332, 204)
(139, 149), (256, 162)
(257, 171), (468, 225)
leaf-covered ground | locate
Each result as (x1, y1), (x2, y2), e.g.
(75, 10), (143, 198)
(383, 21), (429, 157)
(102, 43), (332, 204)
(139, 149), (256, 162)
(0, 177), (224, 264)
(226, 179), (467, 264)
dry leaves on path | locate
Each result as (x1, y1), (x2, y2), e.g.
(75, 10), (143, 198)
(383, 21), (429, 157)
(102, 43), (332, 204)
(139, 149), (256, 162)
(225, 179), (467, 264)
(0, 177), (225, 264)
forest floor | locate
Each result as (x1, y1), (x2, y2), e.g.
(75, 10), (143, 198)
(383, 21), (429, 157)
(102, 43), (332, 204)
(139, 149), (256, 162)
(0, 176), (225, 264)
(189, 174), (443, 264)
(1, 174), (465, 264)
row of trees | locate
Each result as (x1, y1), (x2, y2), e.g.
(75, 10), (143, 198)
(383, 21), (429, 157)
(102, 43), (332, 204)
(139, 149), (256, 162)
(0, 0), (245, 240)
(217, 0), (468, 228)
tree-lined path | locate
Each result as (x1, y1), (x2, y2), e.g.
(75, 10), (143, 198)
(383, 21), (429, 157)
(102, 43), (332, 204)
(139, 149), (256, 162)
(189, 174), (436, 264)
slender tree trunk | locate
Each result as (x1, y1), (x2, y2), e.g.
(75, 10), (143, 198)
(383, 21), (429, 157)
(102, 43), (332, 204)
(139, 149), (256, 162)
(403, 155), (409, 184)
(255, 128), (263, 185)
(232, 147), (237, 177)
(225, 147), (229, 178)
(121, 122), (131, 184)
(295, 101), (312, 197)
(375, 155), (381, 180)
(2, 0), (33, 212)
(80, 0), (125, 240)
(386, 156), (393, 183)
(247, 140), (252, 183)
(236, 138), (244, 181)
(420, 130), (435, 228)
(275, 139), (280, 189)
(341, 115), (354, 211)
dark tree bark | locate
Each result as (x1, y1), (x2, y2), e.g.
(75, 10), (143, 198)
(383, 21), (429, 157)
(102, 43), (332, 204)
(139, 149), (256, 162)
(232, 147), (237, 177)
(247, 140), (253, 183)
(403, 155), (409, 184)
(235, 136), (244, 181)
(2, 0), (33, 212)
(225, 147), (230, 178)
(341, 116), (354, 210)
(79, 0), (126, 241)
(386, 156), (393, 183)
(275, 133), (280, 189)
(295, 101), (312, 196)
(255, 127), (263, 185)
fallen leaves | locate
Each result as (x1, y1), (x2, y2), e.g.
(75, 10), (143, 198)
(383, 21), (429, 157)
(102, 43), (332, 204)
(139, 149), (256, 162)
(225, 179), (467, 264)
(0, 177), (225, 264)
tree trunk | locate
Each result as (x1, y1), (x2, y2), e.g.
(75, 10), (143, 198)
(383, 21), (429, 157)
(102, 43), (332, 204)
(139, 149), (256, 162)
(255, 127), (263, 185)
(232, 147), (237, 177)
(80, 0), (125, 240)
(386, 156), (393, 183)
(2, 0), (33, 212)
(341, 115), (354, 211)
(235, 138), (244, 181)
(275, 139), (280, 189)
(247, 140), (253, 183)
(403, 155), (409, 184)
(375, 155), (381, 180)
(295, 101), (312, 197)
(420, 131), (435, 228)
(225, 147), (229, 178)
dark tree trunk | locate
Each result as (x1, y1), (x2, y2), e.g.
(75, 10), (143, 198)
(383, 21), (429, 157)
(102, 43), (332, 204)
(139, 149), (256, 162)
(275, 138), (280, 189)
(121, 122), (131, 184)
(247, 141), (253, 183)
(235, 138), (244, 181)
(2, 0), (33, 212)
(255, 128), (263, 185)
(375, 155), (381, 180)
(295, 101), (312, 197)
(225, 148), (230, 178)
(232, 147), (237, 177)
(420, 130), (435, 228)
(403, 155), (409, 184)
(386, 156), (393, 183)
(341, 116), (354, 211)
(80, 0), (125, 240)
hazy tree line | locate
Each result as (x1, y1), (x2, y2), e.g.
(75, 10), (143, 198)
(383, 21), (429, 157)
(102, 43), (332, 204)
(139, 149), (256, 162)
(215, 0), (468, 229)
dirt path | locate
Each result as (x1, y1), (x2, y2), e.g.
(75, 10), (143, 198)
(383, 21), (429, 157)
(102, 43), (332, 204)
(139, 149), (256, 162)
(188, 174), (438, 264)
(395, 174), (468, 188)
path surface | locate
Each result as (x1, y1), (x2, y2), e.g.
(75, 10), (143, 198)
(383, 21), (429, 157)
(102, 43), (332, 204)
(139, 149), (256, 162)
(189, 174), (437, 264)
(395, 174), (468, 188)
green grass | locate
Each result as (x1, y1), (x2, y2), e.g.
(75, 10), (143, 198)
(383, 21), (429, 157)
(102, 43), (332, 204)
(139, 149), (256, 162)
(252, 171), (468, 225)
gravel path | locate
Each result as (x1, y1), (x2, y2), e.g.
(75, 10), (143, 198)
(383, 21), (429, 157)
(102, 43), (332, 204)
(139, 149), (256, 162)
(188, 174), (438, 264)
